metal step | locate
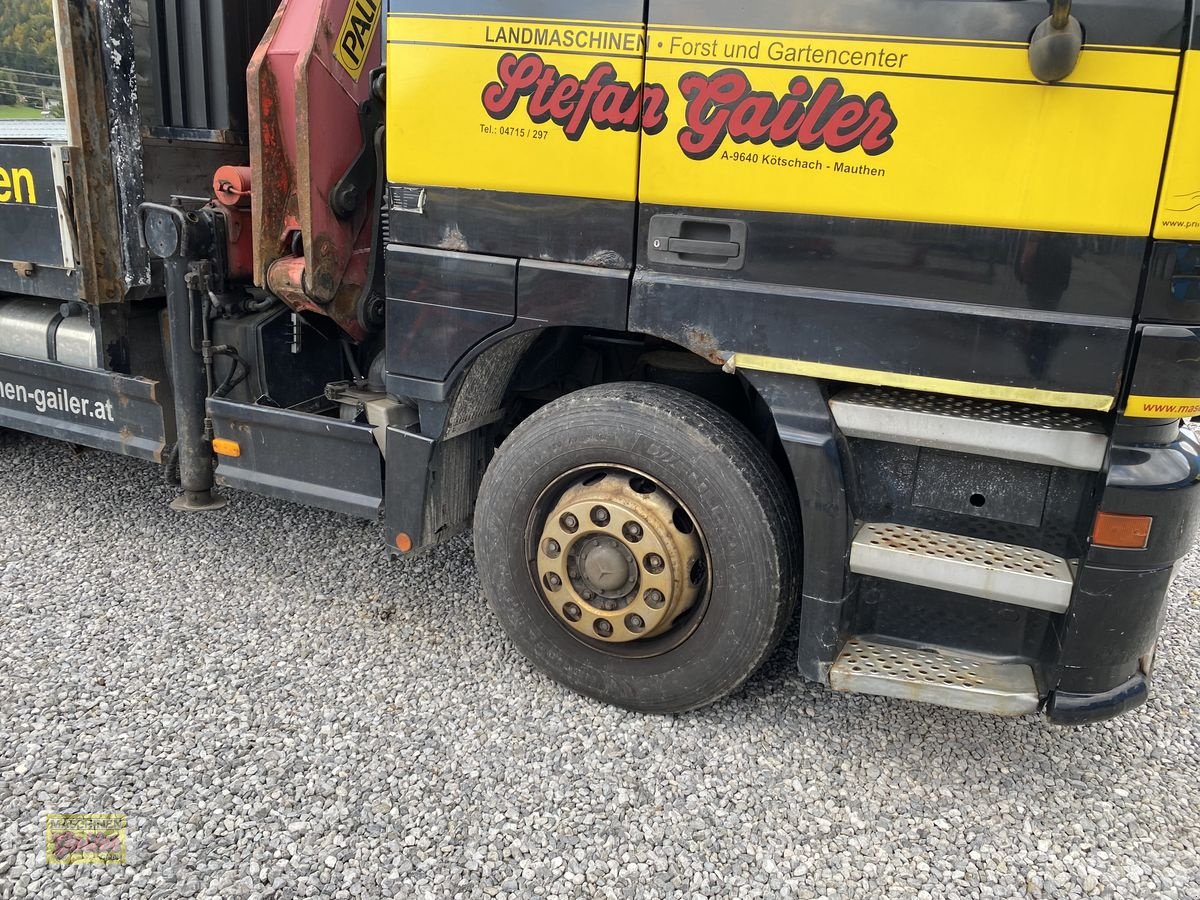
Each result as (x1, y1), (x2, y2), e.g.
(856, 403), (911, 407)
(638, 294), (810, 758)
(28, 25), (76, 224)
(830, 386), (1108, 470)
(851, 523), (1074, 613)
(830, 637), (1040, 716)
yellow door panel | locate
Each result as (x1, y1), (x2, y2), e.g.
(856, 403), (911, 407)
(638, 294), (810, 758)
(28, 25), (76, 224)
(640, 28), (1179, 237)
(1156, 51), (1200, 240)
(386, 14), (647, 202)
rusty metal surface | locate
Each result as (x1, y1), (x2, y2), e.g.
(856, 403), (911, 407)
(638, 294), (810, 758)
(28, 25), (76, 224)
(247, 0), (381, 340)
(248, 7), (294, 289)
(54, 0), (148, 309)
(55, 0), (130, 307)
(535, 466), (707, 644)
(265, 255), (368, 343)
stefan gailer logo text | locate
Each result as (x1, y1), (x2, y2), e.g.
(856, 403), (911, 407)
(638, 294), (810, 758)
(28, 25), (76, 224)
(482, 54), (898, 160)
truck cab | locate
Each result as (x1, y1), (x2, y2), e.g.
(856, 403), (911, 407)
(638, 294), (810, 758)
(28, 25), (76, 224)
(2, 0), (1199, 723)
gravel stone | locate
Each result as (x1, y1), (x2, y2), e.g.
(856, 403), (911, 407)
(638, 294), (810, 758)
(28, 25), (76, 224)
(1, 431), (1198, 899)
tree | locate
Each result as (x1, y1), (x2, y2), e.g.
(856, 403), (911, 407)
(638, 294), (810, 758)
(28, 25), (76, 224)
(0, 1), (57, 77)
(0, 72), (20, 108)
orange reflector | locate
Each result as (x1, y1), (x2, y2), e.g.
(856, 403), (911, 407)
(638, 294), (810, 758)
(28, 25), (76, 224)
(212, 438), (241, 458)
(1092, 513), (1153, 550)
(395, 533), (414, 553)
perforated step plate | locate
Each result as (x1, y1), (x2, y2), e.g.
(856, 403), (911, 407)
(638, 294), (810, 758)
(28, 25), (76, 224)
(851, 523), (1074, 613)
(830, 386), (1108, 470)
(830, 637), (1040, 716)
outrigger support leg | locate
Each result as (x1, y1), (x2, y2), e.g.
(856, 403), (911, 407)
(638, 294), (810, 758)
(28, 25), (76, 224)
(141, 201), (228, 513)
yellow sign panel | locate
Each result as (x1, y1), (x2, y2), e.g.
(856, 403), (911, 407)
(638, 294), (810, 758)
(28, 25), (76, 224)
(640, 29), (1178, 237)
(1156, 51), (1200, 240)
(385, 16), (1180, 237)
(386, 15), (647, 202)
(0, 165), (37, 205)
(1125, 395), (1200, 418)
(335, 0), (383, 80)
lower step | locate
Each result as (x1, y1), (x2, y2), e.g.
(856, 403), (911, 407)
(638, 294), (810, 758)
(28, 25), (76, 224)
(830, 637), (1040, 716)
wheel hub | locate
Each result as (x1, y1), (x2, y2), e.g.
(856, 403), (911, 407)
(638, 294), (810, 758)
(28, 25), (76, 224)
(536, 468), (706, 643)
(572, 536), (638, 604)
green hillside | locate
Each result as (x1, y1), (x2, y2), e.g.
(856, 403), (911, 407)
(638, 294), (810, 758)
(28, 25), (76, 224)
(0, 0), (57, 74)
(0, 0), (59, 108)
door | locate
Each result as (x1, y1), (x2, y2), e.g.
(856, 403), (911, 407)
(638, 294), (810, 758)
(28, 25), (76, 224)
(632, 0), (1189, 412)
(383, 0), (652, 386)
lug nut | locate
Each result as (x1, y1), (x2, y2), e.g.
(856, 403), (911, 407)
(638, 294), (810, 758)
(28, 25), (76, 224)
(561, 513), (579, 533)
(563, 603), (582, 622)
(591, 506), (610, 526)
(544, 539), (561, 558)
(645, 553), (665, 575)
(622, 522), (643, 543)
(594, 619), (614, 638)
(544, 573), (562, 592)
(645, 589), (665, 609)
(626, 614), (646, 633)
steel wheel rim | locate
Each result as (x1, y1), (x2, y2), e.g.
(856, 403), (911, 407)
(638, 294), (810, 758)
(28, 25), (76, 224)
(527, 464), (712, 658)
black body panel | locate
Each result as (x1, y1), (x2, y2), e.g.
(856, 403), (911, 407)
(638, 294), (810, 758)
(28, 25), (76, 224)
(638, 207), (1146, 320)
(1092, 428), (1200, 571)
(1055, 564), (1173, 693)
(1128, 325), (1200, 403)
(386, 245), (517, 384)
(385, 247), (632, 399)
(516, 260), (629, 332)
(631, 268), (1131, 402)
(0, 266), (79, 304)
(743, 371), (852, 681)
(209, 398), (383, 520)
(1047, 674), (1149, 726)
(147, 0), (279, 138)
(387, 188), (636, 270)
(1141, 243), (1200, 325)
(210, 307), (346, 408)
(0, 354), (167, 462)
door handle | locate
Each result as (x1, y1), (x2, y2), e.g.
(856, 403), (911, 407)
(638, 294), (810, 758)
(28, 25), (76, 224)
(667, 237), (740, 258)
(647, 214), (748, 271)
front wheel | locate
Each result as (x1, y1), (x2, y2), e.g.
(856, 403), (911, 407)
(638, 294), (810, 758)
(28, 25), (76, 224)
(474, 383), (801, 713)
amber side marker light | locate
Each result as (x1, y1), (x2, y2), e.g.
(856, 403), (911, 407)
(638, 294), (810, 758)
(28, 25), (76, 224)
(212, 438), (241, 458)
(1092, 512), (1153, 550)
(395, 533), (414, 553)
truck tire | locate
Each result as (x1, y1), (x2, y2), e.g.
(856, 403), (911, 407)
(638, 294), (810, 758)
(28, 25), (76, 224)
(474, 382), (801, 713)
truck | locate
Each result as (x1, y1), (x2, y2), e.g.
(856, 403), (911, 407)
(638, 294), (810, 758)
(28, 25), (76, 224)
(2, 0), (1199, 724)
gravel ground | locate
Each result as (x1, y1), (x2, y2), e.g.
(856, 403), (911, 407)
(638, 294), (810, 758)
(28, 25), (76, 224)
(0, 430), (1197, 900)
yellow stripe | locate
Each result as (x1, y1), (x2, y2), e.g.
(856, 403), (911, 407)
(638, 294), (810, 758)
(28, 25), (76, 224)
(727, 353), (1116, 412)
(388, 15), (1174, 54)
(1124, 396), (1200, 418)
